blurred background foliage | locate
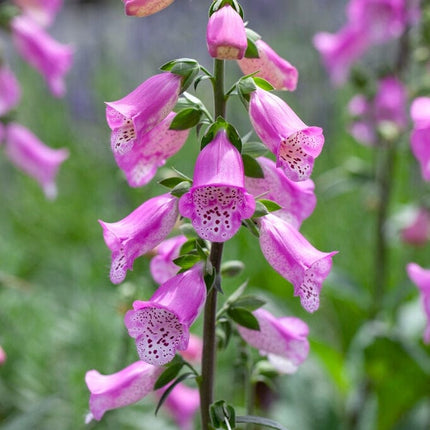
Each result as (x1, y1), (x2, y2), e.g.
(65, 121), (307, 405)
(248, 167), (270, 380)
(0, 0), (429, 429)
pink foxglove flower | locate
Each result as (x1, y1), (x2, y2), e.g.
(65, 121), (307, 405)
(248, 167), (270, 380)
(258, 213), (337, 313)
(122, 0), (175, 17)
(179, 334), (202, 363)
(99, 193), (179, 284)
(124, 264), (206, 365)
(4, 122), (69, 199)
(245, 157), (316, 228)
(114, 112), (190, 187)
(410, 97), (430, 181)
(237, 39), (298, 91)
(150, 235), (187, 284)
(237, 308), (309, 373)
(313, 25), (369, 86)
(348, 94), (376, 145)
(0, 346), (6, 366)
(11, 15), (73, 97)
(0, 66), (21, 116)
(401, 208), (430, 246)
(249, 87), (324, 182)
(85, 361), (163, 421)
(406, 263), (430, 344)
(13, 0), (63, 27)
(158, 383), (200, 430)
(206, 5), (247, 60)
(106, 72), (182, 155)
(179, 130), (255, 242)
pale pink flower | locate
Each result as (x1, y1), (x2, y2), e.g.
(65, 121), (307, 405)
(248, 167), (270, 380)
(401, 208), (430, 246)
(410, 97), (430, 181)
(0, 346), (6, 366)
(122, 0), (175, 17)
(13, 0), (63, 27)
(0, 66), (21, 116)
(348, 94), (376, 145)
(179, 334), (202, 363)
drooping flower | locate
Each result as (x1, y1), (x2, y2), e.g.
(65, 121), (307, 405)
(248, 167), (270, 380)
(249, 87), (324, 182)
(237, 39), (298, 91)
(150, 235), (187, 284)
(179, 334), (202, 363)
(313, 25), (369, 86)
(85, 361), (164, 421)
(206, 5), (247, 60)
(11, 15), (73, 97)
(124, 264), (206, 365)
(410, 97), (430, 181)
(122, 0), (175, 17)
(179, 130), (255, 242)
(0, 65), (21, 116)
(106, 72), (182, 155)
(401, 207), (430, 246)
(237, 308), (309, 373)
(0, 346), (6, 366)
(4, 122), (69, 199)
(13, 0), (63, 27)
(113, 112), (190, 187)
(258, 213), (337, 313)
(245, 156), (316, 228)
(348, 94), (377, 145)
(406, 263), (430, 344)
(99, 193), (179, 284)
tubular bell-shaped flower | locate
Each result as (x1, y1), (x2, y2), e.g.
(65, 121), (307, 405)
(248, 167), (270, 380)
(237, 308), (309, 373)
(206, 5), (247, 60)
(410, 97), (430, 181)
(0, 65), (21, 116)
(258, 213), (337, 313)
(406, 263), (430, 344)
(122, 0), (175, 17)
(113, 112), (190, 187)
(245, 156), (316, 228)
(11, 15), (73, 97)
(13, 0), (63, 27)
(99, 193), (179, 284)
(4, 122), (69, 199)
(106, 72), (182, 155)
(249, 87), (324, 182)
(85, 361), (164, 421)
(150, 235), (187, 284)
(237, 39), (298, 91)
(179, 130), (255, 242)
(124, 264), (206, 365)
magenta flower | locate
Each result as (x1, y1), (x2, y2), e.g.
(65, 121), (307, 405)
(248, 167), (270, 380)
(249, 87), (324, 182)
(106, 72), (182, 155)
(124, 264), (206, 365)
(206, 5), (247, 60)
(245, 157), (316, 228)
(11, 15), (73, 97)
(313, 25), (369, 86)
(237, 39), (298, 91)
(4, 122), (69, 199)
(401, 208), (430, 246)
(13, 0), (63, 27)
(113, 112), (190, 187)
(85, 360), (164, 421)
(406, 263), (430, 344)
(179, 130), (255, 242)
(150, 235), (187, 284)
(258, 213), (337, 313)
(0, 66), (21, 116)
(410, 97), (430, 181)
(122, 0), (175, 17)
(99, 193), (179, 284)
(237, 308), (309, 373)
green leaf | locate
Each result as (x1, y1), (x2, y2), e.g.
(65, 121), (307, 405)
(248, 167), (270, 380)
(216, 318), (232, 349)
(242, 154), (264, 178)
(153, 361), (184, 390)
(233, 295), (266, 311)
(242, 141), (268, 157)
(170, 181), (191, 198)
(259, 199), (282, 213)
(159, 177), (188, 189)
(227, 307), (260, 330)
(220, 260), (245, 277)
(179, 239), (197, 256)
(236, 415), (289, 430)
(173, 254), (202, 269)
(170, 108), (202, 130)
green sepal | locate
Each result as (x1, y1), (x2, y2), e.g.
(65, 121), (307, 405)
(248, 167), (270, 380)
(159, 177), (189, 189)
(170, 181), (191, 198)
(153, 359), (184, 390)
(258, 199), (282, 213)
(232, 295), (266, 311)
(242, 154), (264, 178)
(173, 254), (202, 270)
(253, 76), (274, 91)
(227, 307), (260, 330)
(216, 318), (232, 349)
(220, 260), (245, 278)
(244, 28), (262, 59)
(169, 107), (202, 130)
(160, 58), (200, 93)
(236, 415), (289, 430)
(209, 0), (243, 18)
(201, 117), (242, 152)
(242, 218), (260, 237)
(210, 400), (236, 430)
(179, 239), (198, 256)
(180, 223), (200, 239)
(242, 141), (268, 157)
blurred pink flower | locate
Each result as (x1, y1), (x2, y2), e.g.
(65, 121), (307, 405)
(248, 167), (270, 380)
(122, 0), (175, 17)
(401, 208), (430, 246)
(13, 0), (63, 27)
(179, 334), (202, 363)
(348, 94), (376, 145)
(0, 66), (21, 116)
(410, 97), (430, 181)
(0, 346), (6, 365)
(11, 15), (73, 97)
(237, 39), (298, 91)
(4, 122), (69, 199)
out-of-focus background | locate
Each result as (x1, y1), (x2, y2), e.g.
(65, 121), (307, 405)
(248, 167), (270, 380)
(1, 0), (429, 429)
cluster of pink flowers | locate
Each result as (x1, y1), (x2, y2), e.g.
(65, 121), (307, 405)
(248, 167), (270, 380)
(0, 0), (72, 198)
(86, 0), (337, 425)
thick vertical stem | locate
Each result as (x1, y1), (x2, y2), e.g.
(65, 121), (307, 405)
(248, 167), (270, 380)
(199, 58), (226, 430)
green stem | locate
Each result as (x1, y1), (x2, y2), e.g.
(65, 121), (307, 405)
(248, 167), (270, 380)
(199, 58), (226, 430)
